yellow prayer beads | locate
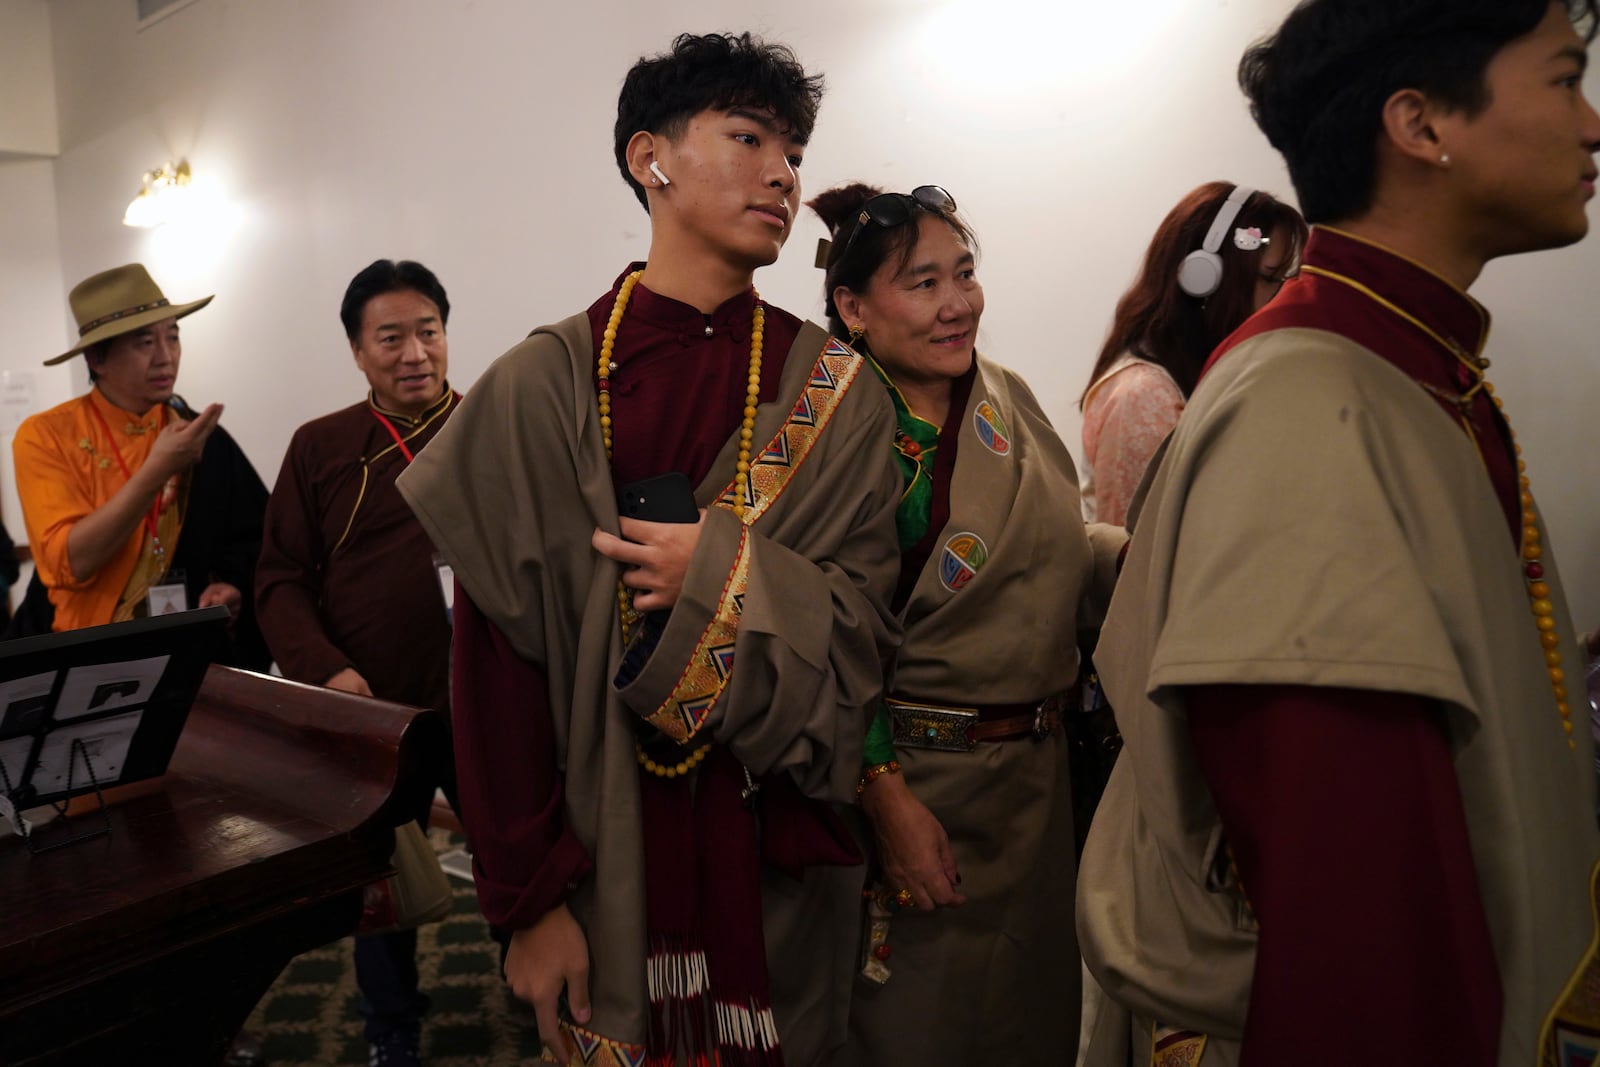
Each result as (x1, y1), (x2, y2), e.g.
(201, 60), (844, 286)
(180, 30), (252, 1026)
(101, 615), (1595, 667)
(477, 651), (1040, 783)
(1494, 395), (1577, 748)
(596, 269), (766, 776)
(635, 741), (711, 778)
(595, 270), (766, 536)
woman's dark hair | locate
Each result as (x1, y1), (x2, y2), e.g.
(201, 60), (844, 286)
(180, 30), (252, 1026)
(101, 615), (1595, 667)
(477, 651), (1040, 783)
(1080, 182), (1307, 404)
(339, 259), (450, 341)
(806, 182), (980, 343)
(1241, 0), (1599, 224)
(614, 32), (825, 211)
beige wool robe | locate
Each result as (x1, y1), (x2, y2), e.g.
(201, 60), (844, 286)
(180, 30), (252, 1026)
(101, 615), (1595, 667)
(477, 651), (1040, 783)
(1076, 328), (1600, 1066)
(839, 356), (1125, 1066)
(398, 315), (902, 1066)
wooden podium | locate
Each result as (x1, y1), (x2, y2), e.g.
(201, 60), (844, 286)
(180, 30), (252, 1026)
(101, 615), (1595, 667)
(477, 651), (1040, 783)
(0, 665), (447, 1065)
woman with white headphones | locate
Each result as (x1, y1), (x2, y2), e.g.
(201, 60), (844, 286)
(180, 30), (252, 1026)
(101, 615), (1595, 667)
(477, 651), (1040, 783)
(1079, 182), (1307, 524)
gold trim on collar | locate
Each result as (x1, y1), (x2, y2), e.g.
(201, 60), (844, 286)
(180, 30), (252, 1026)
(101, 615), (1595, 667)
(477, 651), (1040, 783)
(1315, 225), (1474, 298)
(367, 384), (456, 429)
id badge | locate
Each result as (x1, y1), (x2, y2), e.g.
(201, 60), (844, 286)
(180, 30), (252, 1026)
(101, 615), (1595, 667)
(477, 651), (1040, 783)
(147, 582), (188, 616)
(434, 556), (455, 625)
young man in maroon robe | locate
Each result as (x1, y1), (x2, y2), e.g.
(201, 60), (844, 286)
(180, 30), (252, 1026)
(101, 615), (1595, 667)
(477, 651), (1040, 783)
(397, 33), (901, 1067)
(256, 259), (459, 1067)
(1078, 2), (1600, 1065)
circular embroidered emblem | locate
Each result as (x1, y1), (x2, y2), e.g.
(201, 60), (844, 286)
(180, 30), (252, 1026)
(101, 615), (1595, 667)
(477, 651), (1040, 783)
(939, 532), (989, 592)
(973, 401), (1011, 455)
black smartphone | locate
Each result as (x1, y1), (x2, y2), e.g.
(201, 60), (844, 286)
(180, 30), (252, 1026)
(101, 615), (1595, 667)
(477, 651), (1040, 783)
(617, 472), (699, 523)
(166, 394), (200, 420)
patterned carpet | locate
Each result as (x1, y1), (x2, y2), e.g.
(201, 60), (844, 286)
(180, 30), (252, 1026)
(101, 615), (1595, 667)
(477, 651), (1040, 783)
(245, 835), (544, 1066)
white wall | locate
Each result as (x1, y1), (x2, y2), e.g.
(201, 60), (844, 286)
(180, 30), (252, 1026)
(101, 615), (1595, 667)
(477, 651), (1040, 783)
(0, 160), (73, 544)
(0, 0), (59, 157)
(0, 0), (66, 571)
(26, 0), (1600, 629)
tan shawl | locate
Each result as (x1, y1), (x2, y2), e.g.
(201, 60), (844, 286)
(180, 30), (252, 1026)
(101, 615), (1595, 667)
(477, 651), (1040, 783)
(398, 314), (901, 1064)
(892, 354), (1123, 700)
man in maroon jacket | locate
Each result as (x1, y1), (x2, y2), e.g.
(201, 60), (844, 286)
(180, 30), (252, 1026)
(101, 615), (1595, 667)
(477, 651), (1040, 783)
(256, 259), (459, 1067)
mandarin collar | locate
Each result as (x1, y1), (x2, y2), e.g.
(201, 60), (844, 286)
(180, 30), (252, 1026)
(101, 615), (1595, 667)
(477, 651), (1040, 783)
(1304, 227), (1491, 359)
(863, 350), (977, 436)
(89, 386), (165, 433)
(607, 263), (760, 345)
(368, 384), (455, 428)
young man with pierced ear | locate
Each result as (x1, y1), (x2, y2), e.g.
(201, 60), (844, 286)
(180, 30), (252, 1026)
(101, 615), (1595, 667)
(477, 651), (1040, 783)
(1078, 1), (1600, 1064)
(397, 32), (900, 1067)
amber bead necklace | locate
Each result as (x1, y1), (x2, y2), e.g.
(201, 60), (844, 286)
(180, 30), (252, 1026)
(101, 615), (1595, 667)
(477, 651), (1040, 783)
(596, 269), (766, 776)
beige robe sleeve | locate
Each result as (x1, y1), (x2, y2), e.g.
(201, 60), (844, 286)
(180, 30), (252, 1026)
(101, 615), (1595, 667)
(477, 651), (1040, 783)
(1084, 521), (1128, 619)
(1139, 330), (1481, 725)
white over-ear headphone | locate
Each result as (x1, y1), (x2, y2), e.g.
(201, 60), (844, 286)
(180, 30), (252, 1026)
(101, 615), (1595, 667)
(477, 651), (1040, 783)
(1176, 185), (1256, 298)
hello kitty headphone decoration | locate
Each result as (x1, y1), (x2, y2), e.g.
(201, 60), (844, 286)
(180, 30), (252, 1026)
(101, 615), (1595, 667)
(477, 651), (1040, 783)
(1177, 184), (1263, 298)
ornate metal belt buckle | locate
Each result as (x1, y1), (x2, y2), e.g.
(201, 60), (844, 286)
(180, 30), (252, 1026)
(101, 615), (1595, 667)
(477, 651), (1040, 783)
(1033, 695), (1066, 740)
(886, 699), (979, 752)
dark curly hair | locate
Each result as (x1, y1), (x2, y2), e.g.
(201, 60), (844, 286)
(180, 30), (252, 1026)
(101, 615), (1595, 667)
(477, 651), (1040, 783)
(1241, 0), (1599, 224)
(807, 182), (978, 343)
(614, 32), (825, 210)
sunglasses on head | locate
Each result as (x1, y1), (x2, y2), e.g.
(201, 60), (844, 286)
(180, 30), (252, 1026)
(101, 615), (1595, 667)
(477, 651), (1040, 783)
(837, 185), (957, 264)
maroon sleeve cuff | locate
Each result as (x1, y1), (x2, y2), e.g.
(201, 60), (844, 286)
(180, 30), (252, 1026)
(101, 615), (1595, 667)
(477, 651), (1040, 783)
(256, 587), (352, 686)
(297, 646), (355, 689)
(473, 826), (593, 930)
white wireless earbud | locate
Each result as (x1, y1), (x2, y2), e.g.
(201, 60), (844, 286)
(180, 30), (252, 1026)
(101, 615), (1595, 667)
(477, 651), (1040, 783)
(649, 161), (671, 187)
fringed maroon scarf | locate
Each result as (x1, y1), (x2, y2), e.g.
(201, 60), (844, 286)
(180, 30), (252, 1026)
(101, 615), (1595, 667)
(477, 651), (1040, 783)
(638, 744), (860, 1066)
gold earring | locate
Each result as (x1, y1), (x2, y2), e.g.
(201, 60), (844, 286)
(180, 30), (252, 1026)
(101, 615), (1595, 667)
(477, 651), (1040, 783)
(848, 323), (865, 344)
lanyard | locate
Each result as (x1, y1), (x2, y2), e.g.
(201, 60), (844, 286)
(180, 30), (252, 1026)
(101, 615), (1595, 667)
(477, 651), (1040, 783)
(369, 408), (416, 464)
(86, 399), (169, 559)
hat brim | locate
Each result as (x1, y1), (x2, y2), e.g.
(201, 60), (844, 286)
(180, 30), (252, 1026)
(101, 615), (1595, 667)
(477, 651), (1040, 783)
(45, 294), (214, 366)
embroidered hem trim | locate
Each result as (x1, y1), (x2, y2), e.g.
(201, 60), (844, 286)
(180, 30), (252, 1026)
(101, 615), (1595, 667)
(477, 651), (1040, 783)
(1538, 858), (1600, 1065)
(540, 1021), (647, 1066)
(719, 336), (867, 522)
(1151, 1022), (1208, 1067)
(637, 337), (866, 742)
(640, 525), (751, 743)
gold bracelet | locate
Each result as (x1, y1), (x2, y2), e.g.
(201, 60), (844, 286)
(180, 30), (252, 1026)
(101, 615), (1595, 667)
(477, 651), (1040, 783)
(856, 759), (901, 796)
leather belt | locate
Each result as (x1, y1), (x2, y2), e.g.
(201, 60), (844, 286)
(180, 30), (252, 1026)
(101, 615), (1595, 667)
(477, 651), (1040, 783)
(886, 693), (1073, 752)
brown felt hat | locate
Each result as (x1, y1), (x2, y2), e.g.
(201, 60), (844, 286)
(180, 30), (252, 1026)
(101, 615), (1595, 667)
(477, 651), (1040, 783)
(46, 263), (213, 366)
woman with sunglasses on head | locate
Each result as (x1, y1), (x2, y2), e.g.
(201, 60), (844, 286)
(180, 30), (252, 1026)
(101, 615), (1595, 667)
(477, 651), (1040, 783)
(1079, 182), (1308, 524)
(809, 182), (1125, 1066)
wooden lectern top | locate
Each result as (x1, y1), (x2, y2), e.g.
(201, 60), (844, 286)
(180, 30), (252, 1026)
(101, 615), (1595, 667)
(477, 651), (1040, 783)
(0, 664), (448, 1065)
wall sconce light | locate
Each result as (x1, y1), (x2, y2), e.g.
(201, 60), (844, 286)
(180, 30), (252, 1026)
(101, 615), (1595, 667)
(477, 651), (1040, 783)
(122, 159), (192, 228)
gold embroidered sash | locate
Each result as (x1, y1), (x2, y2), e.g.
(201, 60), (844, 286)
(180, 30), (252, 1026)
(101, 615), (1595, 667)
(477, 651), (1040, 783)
(644, 337), (867, 743)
